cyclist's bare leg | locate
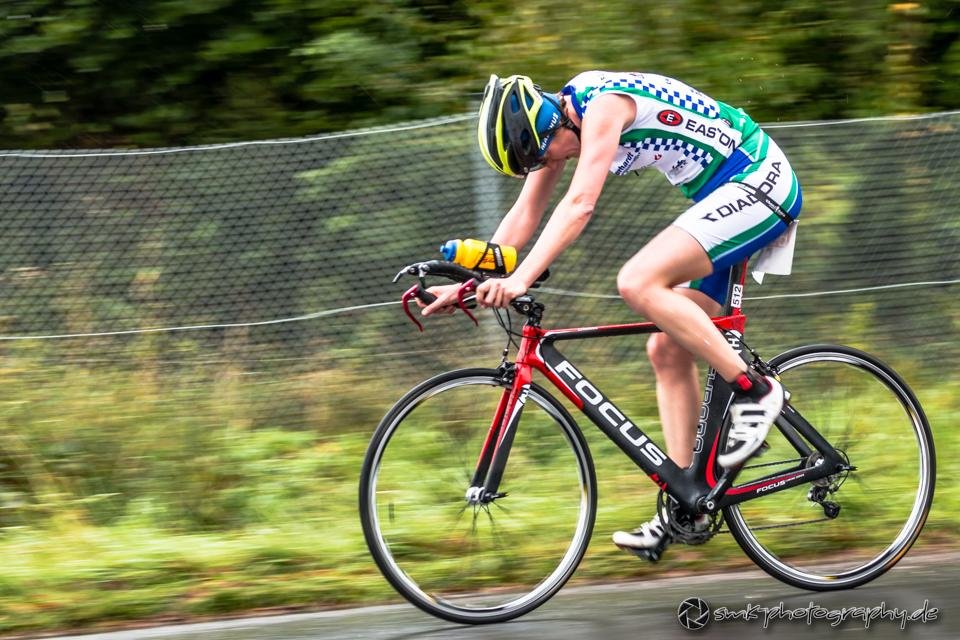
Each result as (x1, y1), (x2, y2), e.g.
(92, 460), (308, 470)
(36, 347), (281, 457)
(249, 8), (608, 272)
(617, 225), (746, 383)
(646, 289), (722, 468)
(614, 226), (782, 551)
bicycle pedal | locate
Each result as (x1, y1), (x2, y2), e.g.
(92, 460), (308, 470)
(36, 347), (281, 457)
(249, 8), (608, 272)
(618, 545), (662, 563)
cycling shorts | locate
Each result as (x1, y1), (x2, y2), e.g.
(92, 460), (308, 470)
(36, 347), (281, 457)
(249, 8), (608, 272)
(673, 129), (802, 305)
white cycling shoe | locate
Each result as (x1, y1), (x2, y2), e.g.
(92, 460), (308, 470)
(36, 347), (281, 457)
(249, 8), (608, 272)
(718, 375), (785, 469)
(612, 513), (669, 550)
(612, 511), (710, 551)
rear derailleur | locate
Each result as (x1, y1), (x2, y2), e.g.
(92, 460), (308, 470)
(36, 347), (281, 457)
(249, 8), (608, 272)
(804, 451), (848, 519)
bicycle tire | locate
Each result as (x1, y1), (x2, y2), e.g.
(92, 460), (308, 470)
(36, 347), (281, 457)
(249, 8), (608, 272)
(359, 368), (597, 624)
(724, 344), (935, 590)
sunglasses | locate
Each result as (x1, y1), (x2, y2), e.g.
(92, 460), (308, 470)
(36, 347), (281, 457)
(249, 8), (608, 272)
(522, 97), (581, 174)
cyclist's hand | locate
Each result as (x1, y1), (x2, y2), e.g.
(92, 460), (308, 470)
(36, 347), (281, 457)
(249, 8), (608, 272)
(476, 275), (527, 308)
(420, 283), (460, 316)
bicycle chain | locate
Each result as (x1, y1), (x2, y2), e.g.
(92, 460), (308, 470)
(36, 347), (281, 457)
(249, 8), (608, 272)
(719, 516), (831, 533)
(719, 456), (836, 532)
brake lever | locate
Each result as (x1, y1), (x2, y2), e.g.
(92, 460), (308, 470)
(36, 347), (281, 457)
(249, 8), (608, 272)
(396, 261), (485, 332)
(401, 284), (425, 332)
(456, 279), (479, 326)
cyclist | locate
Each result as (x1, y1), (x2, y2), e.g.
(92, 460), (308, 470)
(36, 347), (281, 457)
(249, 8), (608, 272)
(422, 71), (802, 555)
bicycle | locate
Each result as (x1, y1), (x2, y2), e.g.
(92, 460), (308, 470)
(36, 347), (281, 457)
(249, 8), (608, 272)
(359, 258), (935, 624)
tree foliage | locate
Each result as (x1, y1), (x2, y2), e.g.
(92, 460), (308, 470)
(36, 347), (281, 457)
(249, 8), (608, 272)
(0, 0), (957, 148)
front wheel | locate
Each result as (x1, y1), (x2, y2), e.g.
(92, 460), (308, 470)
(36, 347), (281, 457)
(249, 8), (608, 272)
(725, 344), (935, 590)
(359, 368), (597, 624)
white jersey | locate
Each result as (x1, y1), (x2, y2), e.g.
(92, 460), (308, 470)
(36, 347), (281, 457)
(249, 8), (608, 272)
(560, 71), (761, 199)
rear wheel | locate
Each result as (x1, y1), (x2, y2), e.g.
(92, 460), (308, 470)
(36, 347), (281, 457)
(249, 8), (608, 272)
(359, 368), (597, 624)
(725, 345), (935, 590)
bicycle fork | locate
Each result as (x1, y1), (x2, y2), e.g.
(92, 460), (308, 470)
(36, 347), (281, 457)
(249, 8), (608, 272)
(466, 362), (532, 505)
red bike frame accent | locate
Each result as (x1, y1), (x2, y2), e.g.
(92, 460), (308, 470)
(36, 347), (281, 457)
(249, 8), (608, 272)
(467, 261), (845, 514)
(520, 314), (747, 411)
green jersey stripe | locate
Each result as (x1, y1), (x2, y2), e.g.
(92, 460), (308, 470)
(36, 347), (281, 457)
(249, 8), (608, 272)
(737, 130), (764, 162)
(717, 102), (760, 139)
(678, 162), (723, 198)
(562, 72), (764, 195)
(707, 213), (781, 261)
(782, 173), (800, 213)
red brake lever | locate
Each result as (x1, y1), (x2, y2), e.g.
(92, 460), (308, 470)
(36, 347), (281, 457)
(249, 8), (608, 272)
(401, 284), (424, 332)
(401, 279), (479, 332)
(456, 279), (479, 327)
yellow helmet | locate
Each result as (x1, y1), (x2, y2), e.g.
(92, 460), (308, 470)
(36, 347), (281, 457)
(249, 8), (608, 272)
(477, 74), (566, 178)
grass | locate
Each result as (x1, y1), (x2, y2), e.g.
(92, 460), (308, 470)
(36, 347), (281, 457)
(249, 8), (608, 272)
(0, 345), (955, 636)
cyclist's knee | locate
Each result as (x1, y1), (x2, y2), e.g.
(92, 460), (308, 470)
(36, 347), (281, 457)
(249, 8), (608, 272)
(647, 333), (695, 374)
(617, 266), (661, 311)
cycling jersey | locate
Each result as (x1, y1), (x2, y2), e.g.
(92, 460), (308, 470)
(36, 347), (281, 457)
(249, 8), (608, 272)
(676, 134), (802, 303)
(560, 71), (803, 304)
(561, 70), (760, 199)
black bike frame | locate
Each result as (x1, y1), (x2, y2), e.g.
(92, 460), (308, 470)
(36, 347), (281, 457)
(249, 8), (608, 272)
(471, 261), (850, 515)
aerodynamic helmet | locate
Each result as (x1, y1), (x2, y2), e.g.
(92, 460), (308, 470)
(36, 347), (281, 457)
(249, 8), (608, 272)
(477, 74), (565, 177)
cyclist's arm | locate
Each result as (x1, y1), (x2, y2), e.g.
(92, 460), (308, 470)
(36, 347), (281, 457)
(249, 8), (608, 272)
(489, 161), (567, 249)
(423, 132), (566, 316)
(509, 93), (635, 290)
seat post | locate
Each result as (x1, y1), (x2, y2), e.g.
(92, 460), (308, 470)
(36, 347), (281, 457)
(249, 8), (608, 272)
(720, 259), (749, 317)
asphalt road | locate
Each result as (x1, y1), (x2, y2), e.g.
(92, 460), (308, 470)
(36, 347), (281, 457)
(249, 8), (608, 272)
(55, 551), (958, 640)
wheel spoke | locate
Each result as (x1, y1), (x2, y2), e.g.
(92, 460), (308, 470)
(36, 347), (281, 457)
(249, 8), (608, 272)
(726, 347), (934, 590)
(360, 371), (596, 623)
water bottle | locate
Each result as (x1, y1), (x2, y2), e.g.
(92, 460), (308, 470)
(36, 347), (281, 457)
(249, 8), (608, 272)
(440, 239), (517, 275)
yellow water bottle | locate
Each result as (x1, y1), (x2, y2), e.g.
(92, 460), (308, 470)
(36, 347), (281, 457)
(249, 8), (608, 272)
(440, 239), (517, 275)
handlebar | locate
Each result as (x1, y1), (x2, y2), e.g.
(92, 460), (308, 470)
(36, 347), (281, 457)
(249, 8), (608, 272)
(393, 260), (482, 304)
(393, 260), (549, 331)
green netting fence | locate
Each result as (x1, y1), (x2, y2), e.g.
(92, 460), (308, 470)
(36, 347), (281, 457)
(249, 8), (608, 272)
(0, 110), (956, 528)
